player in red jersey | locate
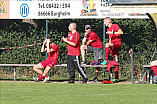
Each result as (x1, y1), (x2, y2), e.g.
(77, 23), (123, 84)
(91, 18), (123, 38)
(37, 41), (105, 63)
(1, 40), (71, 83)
(150, 60), (157, 84)
(80, 25), (103, 82)
(62, 23), (88, 84)
(33, 39), (59, 83)
(101, 17), (123, 80)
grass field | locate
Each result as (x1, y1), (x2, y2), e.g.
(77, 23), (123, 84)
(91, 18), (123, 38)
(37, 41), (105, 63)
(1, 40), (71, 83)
(1, 82), (157, 104)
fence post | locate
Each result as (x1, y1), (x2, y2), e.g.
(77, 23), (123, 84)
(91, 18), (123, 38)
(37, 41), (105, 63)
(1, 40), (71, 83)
(79, 74), (81, 83)
(46, 20), (48, 59)
(131, 52), (134, 84)
(13, 67), (16, 82)
(103, 19), (106, 73)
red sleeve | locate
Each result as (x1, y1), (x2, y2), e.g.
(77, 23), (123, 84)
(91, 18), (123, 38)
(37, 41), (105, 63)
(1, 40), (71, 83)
(52, 44), (59, 51)
(88, 32), (96, 41)
(73, 32), (79, 44)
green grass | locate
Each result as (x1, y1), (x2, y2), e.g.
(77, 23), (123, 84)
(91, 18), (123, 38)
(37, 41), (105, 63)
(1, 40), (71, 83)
(1, 82), (157, 104)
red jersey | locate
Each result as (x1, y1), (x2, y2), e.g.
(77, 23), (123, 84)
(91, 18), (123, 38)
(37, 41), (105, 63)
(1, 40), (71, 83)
(84, 31), (103, 48)
(47, 43), (59, 60)
(67, 31), (80, 56)
(107, 24), (121, 43)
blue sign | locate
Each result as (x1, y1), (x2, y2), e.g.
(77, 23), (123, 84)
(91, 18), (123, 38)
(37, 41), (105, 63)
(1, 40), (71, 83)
(20, 3), (29, 17)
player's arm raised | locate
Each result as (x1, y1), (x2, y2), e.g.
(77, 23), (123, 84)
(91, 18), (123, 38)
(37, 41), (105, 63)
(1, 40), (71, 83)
(46, 39), (54, 52)
(82, 32), (88, 45)
(41, 39), (47, 52)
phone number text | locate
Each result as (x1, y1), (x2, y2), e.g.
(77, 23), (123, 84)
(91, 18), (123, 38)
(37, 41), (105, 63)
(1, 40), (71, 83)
(38, 3), (70, 8)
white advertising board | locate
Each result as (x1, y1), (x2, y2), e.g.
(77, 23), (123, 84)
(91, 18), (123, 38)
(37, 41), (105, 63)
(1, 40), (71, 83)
(1, 0), (157, 19)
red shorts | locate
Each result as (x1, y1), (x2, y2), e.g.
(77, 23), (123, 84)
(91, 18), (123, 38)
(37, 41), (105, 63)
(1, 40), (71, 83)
(40, 59), (57, 69)
(111, 41), (121, 57)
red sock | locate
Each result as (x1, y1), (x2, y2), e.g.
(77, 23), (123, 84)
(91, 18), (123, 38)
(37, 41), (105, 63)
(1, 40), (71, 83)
(41, 72), (48, 78)
(105, 47), (110, 61)
(45, 75), (49, 78)
(151, 66), (157, 76)
(38, 75), (44, 81)
(114, 66), (119, 79)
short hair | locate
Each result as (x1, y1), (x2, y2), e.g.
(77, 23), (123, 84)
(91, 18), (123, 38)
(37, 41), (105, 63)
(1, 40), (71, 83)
(70, 23), (77, 29)
(104, 17), (112, 23)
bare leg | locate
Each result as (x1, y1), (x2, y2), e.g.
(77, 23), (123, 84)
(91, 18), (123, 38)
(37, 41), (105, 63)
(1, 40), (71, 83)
(35, 66), (51, 81)
(106, 42), (113, 48)
(33, 63), (43, 74)
(150, 60), (157, 66)
(42, 66), (51, 77)
(80, 45), (87, 61)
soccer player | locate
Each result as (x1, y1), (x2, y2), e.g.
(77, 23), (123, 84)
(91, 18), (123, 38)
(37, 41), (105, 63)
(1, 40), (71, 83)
(33, 39), (59, 83)
(61, 22), (88, 84)
(101, 17), (123, 79)
(80, 25), (103, 82)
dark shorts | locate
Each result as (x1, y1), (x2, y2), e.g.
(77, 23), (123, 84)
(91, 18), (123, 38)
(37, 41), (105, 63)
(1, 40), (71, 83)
(86, 46), (103, 61)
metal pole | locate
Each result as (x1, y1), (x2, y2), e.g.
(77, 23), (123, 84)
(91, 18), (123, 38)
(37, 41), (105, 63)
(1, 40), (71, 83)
(109, 68), (113, 81)
(103, 19), (106, 60)
(146, 69), (150, 84)
(79, 74), (81, 83)
(131, 52), (134, 84)
(46, 20), (48, 59)
(103, 19), (106, 73)
(46, 20), (48, 39)
(14, 67), (16, 82)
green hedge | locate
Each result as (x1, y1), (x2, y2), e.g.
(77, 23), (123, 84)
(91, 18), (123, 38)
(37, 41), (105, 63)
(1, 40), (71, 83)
(0, 19), (156, 79)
